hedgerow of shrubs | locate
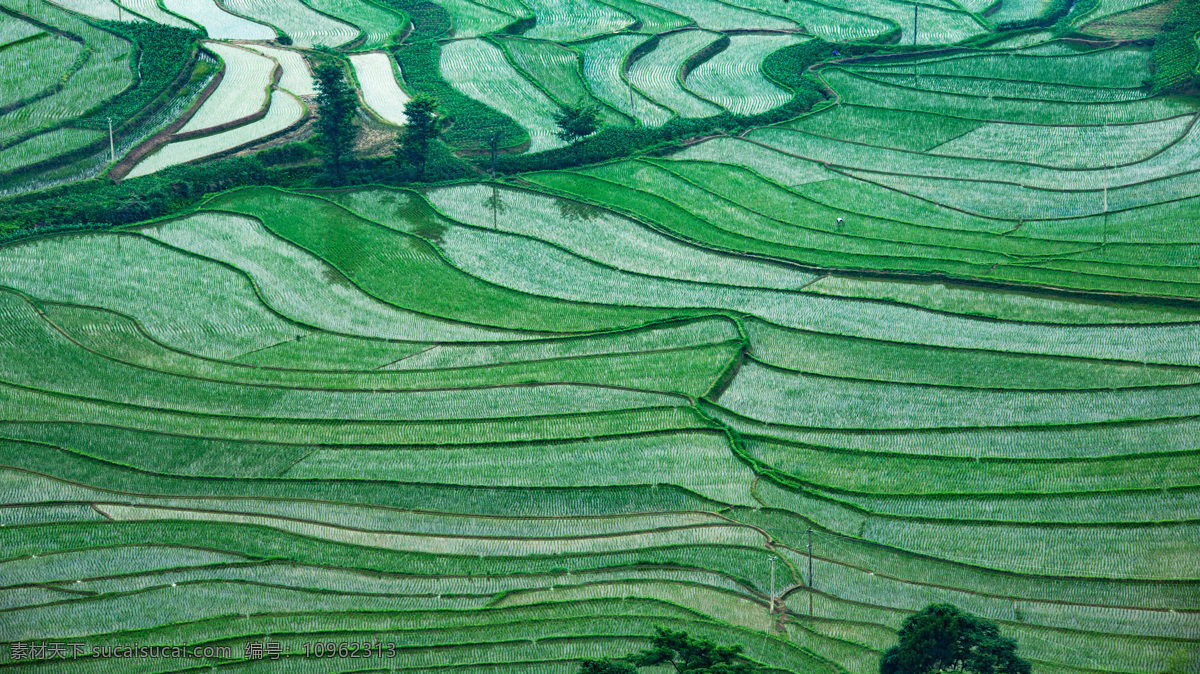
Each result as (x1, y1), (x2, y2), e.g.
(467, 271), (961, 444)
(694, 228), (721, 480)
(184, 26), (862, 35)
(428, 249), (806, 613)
(78, 21), (202, 129)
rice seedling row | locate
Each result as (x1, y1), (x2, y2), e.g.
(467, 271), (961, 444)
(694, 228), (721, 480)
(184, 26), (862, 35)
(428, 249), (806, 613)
(0, 434), (723, 520)
(717, 0), (889, 41)
(0, 234), (310, 359)
(858, 71), (1149, 103)
(746, 319), (1200, 391)
(0, 128), (103, 172)
(1, 519), (782, 592)
(500, 37), (621, 123)
(418, 184), (819, 289)
(577, 34), (673, 126)
(41, 293), (739, 394)
(44, 0), (141, 23)
(0, 7), (133, 141)
(285, 431), (757, 505)
(144, 212), (531, 342)
(822, 68), (1199, 125)
(596, 0), (690, 33)
(0, 31), (83, 109)
(744, 488), (1200, 579)
(927, 115), (1196, 169)
(0, 383), (708, 446)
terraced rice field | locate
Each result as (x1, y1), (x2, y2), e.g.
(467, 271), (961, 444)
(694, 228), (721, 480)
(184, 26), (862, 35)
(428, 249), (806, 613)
(440, 38), (566, 152)
(161, 0), (275, 40)
(221, 0), (359, 48)
(2, 0), (1200, 672)
(126, 90), (303, 177)
(627, 30), (724, 118)
(685, 33), (805, 115)
(350, 51), (409, 126)
(244, 44), (316, 96)
(179, 42), (275, 133)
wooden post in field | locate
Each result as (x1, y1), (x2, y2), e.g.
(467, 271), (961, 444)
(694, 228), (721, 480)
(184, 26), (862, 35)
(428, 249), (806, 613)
(107, 117), (115, 162)
(807, 528), (814, 616)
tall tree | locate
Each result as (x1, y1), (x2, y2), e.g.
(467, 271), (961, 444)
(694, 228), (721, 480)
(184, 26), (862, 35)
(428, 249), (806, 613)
(399, 95), (439, 180)
(553, 99), (601, 144)
(312, 63), (359, 185)
(880, 604), (1032, 674)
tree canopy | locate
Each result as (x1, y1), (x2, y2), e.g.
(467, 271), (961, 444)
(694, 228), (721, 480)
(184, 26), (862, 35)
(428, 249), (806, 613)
(880, 604), (1032, 674)
(553, 100), (602, 144)
(312, 63), (360, 185)
(580, 627), (759, 674)
(399, 95), (440, 180)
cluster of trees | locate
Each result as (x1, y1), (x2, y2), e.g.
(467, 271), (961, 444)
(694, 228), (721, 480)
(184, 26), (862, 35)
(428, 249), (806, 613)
(311, 56), (601, 185)
(578, 606), (1036, 674)
(311, 61), (442, 185)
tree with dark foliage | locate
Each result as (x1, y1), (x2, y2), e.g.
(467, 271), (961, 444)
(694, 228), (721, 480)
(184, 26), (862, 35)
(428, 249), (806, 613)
(553, 99), (602, 144)
(312, 63), (360, 185)
(399, 95), (439, 180)
(880, 604), (1032, 674)
(578, 627), (759, 674)
(579, 658), (637, 674)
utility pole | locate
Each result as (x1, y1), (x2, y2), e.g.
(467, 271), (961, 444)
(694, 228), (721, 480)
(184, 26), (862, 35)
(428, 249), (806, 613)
(107, 117), (115, 162)
(768, 556), (777, 612)
(913, 2), (918, 45)
(489, 130), (498, 179)
(628, 82), (635, 117)
(806, 528), (813, 587)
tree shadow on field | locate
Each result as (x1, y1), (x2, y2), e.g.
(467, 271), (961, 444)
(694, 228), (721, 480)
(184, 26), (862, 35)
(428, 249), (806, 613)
(556, 198), (602, 223)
